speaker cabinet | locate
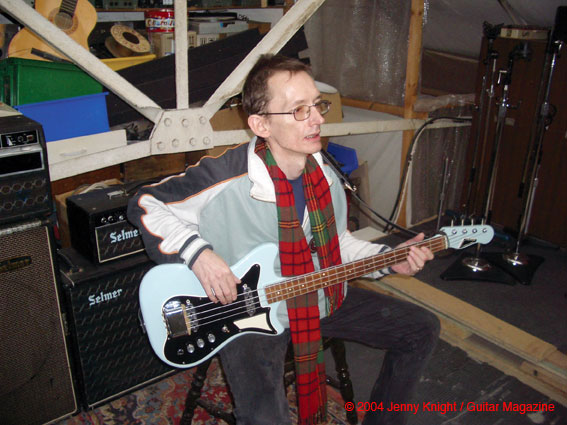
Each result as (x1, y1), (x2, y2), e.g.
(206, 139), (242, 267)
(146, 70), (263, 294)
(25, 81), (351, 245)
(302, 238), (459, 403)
(58, 248), (174, 408)
(0, 221), (77, 425)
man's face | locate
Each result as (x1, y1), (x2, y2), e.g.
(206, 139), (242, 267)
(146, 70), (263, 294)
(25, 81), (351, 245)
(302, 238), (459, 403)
(262, 70), (325, 164)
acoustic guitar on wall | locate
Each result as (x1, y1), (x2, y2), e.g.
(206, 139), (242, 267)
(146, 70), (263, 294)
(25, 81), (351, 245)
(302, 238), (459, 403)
(8, 0), (96, 62)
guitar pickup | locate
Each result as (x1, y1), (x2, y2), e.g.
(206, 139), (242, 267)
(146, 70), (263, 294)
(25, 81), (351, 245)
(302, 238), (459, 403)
(163, 300), (192, 338)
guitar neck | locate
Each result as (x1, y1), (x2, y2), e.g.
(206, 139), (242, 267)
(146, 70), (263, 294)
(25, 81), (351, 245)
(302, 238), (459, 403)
(264, 235), (447, 304)
(59, 0), (78, 15)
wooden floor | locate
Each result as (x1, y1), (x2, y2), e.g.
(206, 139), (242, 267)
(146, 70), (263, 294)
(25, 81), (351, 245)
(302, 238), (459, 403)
(328, 224), (567, 425)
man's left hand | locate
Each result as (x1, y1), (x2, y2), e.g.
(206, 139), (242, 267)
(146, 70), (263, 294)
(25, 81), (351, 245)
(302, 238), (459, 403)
(390, 232), (434, 276)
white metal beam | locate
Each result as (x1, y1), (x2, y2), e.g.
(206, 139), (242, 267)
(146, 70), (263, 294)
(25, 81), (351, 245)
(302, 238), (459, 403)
(204, 0), (327, 114)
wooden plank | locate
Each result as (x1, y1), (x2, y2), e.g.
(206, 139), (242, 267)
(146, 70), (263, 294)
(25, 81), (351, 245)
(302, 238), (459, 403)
(341, 98), (405, 118)
(374, 275), (557, 362)
(350, 277), (567, 406)
(397, 0), (425, 227)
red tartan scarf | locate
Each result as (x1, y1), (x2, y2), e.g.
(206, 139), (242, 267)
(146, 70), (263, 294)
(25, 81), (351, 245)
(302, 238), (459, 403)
(255, 140), (344, 425)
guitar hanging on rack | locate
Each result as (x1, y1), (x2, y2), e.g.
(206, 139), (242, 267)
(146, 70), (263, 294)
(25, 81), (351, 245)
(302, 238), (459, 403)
(8, 0), (96, 61)
(139, 224), (494, 368)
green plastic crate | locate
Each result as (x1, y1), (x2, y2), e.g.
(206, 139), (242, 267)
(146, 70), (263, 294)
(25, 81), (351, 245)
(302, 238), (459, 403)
(0, 58), (102, 106)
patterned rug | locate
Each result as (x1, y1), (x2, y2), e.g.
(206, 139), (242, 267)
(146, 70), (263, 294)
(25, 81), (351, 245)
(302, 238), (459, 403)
(53, 359), (360, 425)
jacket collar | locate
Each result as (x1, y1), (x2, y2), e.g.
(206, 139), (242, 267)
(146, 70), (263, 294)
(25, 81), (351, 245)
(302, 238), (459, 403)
(248, 136), (334, 202)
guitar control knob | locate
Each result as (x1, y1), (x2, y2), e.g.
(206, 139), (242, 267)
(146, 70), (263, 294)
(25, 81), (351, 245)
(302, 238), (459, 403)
(177, 349), (184, 356)
(197, 338), (205, 348)
(222, 325), (229, 333)
(187, 343), (195, 354)
(207, 333), (216, 343)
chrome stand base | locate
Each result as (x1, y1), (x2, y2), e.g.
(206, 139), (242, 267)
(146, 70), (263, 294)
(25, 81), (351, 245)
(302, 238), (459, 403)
(482, 251), (545, 285)
(441, 252), (518, 285)
(503, 252), (529, 266)
(462, 256), (492, 272)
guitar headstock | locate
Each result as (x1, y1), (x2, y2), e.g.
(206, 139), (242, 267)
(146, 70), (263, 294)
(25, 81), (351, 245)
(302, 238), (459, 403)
(439, 224), (494, 250)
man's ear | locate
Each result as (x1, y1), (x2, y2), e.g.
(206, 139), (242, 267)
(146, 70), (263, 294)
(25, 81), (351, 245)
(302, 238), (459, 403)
(248, 114), (270, 139)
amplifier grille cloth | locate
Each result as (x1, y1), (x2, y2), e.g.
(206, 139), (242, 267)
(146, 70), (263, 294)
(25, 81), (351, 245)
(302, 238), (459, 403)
(0, 173), (50, 223)
(65, 257), (173, 407)
(0, 224), (76, 425)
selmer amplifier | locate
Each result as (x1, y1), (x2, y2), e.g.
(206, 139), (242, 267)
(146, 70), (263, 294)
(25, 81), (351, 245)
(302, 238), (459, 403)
(66, 186), (145, 264)
(0, 112), (52, 225)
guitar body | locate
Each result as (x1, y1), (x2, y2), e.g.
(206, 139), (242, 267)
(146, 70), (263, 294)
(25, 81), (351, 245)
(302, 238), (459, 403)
(140, 243), (286, 369)
(8, 0), (96, 61)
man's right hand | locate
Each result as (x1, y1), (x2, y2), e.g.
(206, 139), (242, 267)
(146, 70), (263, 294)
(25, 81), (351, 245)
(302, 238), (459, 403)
(191, 248), (240, 304)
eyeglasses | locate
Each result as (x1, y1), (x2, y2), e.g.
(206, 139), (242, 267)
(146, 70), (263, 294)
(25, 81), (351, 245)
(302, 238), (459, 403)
(259, 100), (331, 121)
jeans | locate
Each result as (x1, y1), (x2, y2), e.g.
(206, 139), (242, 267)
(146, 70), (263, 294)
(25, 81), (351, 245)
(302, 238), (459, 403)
(219, 286), (440, 425)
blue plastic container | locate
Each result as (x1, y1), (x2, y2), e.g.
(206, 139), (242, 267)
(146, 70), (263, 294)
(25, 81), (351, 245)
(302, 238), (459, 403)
(15, 92), (110, 142)
(326, 142), (359, 175)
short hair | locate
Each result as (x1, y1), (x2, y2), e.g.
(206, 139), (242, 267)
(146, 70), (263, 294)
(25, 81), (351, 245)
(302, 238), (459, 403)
(242, 54), (313, 116)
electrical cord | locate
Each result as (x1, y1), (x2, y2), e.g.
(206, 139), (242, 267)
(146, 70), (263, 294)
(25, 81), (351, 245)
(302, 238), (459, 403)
(384, 115), (473, 233)
(320, 148), (418, 238)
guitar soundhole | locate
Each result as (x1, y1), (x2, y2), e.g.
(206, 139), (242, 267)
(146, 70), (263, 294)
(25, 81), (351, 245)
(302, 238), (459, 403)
(49, 10), (77, 33)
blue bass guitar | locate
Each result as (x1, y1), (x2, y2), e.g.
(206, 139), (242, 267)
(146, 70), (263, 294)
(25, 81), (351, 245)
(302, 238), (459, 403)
(139, 224), (494, 368)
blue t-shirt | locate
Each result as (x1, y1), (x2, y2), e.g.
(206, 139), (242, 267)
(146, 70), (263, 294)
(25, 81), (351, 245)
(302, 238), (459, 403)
(289, 176), (306, 223)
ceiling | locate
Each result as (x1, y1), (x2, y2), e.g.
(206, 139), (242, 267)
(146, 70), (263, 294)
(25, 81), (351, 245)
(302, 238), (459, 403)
(423, 0), (566, 57)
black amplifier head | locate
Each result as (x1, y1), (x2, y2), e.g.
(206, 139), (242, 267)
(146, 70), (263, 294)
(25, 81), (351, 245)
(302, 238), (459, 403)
(66, 186), (145, 264)
(0, 114), (52, 225)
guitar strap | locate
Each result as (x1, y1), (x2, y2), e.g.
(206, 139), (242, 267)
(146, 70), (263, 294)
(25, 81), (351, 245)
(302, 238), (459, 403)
(255, 140), (344, 425)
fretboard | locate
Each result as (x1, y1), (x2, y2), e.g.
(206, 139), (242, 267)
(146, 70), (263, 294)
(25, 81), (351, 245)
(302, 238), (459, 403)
(264, 235), (447, 304)
(59, 0), (78, 16)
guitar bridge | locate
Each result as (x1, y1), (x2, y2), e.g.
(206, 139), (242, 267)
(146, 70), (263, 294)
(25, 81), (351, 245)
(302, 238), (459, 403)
(163, 299), (198, 338)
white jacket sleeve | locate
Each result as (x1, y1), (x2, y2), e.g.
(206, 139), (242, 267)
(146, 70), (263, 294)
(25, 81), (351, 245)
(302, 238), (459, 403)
(339, 230), (395, 279)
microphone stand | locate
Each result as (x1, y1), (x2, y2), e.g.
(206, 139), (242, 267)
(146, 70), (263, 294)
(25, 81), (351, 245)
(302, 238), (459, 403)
(484, 32), (563, 284)
(442, 41), (531, 284)
(462, 23), (502, 217)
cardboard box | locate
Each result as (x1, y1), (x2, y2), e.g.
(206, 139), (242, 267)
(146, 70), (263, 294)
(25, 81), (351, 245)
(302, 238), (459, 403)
(122, 153), (188, 182)
(248, 20), (272, 35)
(189, 20), (249, 35)
(319, 89), (343, 124)
(150, 31), (198, 57)
(196, 33), (220, 46)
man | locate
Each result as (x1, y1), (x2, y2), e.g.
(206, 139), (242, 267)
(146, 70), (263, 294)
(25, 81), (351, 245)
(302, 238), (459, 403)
(128, 54), (439, 425)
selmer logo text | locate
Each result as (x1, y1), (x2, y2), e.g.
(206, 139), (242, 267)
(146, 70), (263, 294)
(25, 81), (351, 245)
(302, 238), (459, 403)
(89, 289), (123, 306)
(110, 228), (139, 244)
